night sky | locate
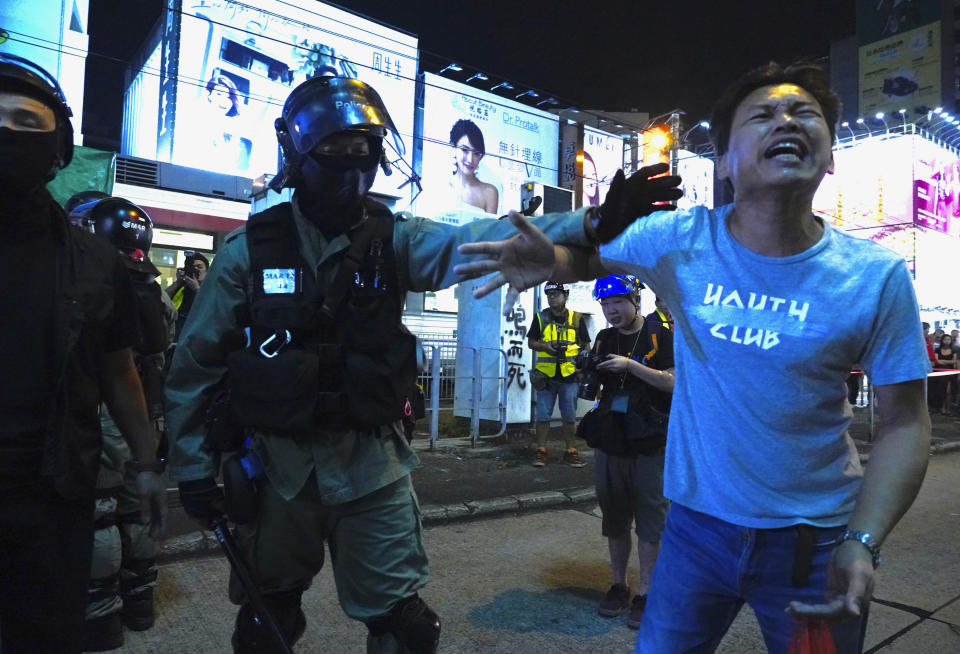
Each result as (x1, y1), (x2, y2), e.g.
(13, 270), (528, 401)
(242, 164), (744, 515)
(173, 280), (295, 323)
(83, 0), (857, 150)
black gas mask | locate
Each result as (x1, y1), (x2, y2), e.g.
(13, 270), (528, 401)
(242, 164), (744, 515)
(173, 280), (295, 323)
(271, 76), (402, 224)
(296, 134), (383, 215)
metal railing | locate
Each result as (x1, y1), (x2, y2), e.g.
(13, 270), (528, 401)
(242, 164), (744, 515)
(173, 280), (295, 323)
(417, 340), (509, 448)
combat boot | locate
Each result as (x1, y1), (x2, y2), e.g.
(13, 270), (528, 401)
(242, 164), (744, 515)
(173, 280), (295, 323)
(119, 558), (158, 631)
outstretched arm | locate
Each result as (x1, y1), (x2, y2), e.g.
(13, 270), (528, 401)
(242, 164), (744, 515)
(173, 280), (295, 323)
(454, 211), (606, 309)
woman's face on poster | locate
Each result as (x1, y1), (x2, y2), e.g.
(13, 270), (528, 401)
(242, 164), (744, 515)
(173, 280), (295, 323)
(209, 83), (234, 113)
(455, 135), (482, 175)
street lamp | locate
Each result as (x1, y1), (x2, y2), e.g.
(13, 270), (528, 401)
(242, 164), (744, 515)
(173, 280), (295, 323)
(515, 90), (539, 100)
(438, 63), (462, 75)
(897, 108), (907, 133)
(875, 112), (889, 133)
(465, 73), (488, 83)
(841, 121), (856, 141)
(681, 120), (711, 144)
(536, 97), (558, 107)
(490, 82), (514, 92)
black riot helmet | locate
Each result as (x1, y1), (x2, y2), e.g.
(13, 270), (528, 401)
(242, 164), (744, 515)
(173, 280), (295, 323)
(0, 52), (74, 169)
(270, 76), (402, 192)
(69, 197), (155, 260)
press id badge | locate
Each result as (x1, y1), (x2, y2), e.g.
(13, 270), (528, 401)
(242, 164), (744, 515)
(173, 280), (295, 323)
(262, 268), (298, 294)
(609, 390), (630, 414)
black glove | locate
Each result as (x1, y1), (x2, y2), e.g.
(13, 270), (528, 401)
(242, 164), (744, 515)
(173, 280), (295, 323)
(593, 164), (683, 244)
(179, 478), (225, 523)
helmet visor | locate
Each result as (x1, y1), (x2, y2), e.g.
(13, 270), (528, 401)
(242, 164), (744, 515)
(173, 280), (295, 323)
(283, 77), (401, 157)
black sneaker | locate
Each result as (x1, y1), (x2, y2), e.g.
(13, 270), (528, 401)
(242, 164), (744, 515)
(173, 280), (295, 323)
(597, 583), (630, 617)
(83, 613), (124, 652)
(627, 594), (647, 629)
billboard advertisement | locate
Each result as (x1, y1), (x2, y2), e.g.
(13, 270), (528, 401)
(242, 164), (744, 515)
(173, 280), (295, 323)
(0, 0), (90, 143)
(140, 0), (417, 192)
(416, 73), (559, 312)
(856, 0), (941, 45)
(581, 126), (623, 207)
(675, 149), (714, 210)
(416, 72), (559, 226)
(913, 135), (960, 235)
(812, 134), (915, 231)
(858, 21), (941, 119)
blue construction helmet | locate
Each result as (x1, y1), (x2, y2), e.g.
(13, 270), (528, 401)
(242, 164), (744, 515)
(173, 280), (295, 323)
(593, 275), (644, 300)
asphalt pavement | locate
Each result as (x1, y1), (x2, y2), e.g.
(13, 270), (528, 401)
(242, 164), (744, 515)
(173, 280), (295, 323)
(112, 442), (960, 653)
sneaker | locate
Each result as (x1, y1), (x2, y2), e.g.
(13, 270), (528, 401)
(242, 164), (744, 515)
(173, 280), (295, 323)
(83, 613), (125, 652)
(627, 594), (647, 629)
(597, 583), (630, 617)
(532, 446), (548, 467)
(563, 447), (586, 468)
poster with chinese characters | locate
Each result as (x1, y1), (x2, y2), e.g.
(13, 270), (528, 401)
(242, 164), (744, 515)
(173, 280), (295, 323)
(164, 0), (417, 193)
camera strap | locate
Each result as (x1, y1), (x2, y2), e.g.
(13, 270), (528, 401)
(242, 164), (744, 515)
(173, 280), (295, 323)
(615, 320), (645, 391)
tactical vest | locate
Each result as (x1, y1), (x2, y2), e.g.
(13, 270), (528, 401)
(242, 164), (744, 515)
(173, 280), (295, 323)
(226, 198), (418, 435)
(534, 309), (582, 378)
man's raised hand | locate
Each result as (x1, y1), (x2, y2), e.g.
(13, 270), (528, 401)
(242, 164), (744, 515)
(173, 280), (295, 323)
(455, 210), (556, 309)
(593, 164), (683, 244)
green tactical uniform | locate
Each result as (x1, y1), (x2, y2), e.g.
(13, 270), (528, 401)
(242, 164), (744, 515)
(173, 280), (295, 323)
(165, 199), (590, 620)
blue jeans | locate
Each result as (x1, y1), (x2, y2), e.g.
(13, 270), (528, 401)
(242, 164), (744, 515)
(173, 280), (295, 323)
(636, 504), (868, 654)
(535, 378), (578, 423)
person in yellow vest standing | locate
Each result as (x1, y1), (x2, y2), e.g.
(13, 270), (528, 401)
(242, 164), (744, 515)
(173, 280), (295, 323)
(526, 281), (591, 467)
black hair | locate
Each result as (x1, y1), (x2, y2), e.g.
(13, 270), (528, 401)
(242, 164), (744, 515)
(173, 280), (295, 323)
(206, 75), (240, 117)
(709, 61), (841, 156)
(449, 118), (485, 156)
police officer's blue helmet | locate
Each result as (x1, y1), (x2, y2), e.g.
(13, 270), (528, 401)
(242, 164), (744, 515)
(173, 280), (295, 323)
(0, 52), (74, 169)
(271, 75), (402, 190)
(593, 275), (644, 301)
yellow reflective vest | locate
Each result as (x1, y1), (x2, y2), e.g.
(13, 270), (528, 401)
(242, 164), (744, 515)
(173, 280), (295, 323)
(535, 309), (582, 379)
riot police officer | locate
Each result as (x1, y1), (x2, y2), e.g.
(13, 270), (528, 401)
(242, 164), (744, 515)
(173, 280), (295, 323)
(165, 72), (650, 653)
(69, 197), (176, 649)
(0, 53), (166, 653)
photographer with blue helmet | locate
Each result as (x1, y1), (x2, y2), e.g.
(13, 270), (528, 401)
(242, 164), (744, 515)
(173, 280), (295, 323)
(578, 275), (674, 630)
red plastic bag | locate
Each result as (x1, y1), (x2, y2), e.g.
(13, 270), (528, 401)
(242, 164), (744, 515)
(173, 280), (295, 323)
(788, 621), (837, 654)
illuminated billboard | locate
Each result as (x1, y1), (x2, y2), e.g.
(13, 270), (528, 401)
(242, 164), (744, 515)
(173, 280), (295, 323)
(581, 126), (623, 207)
(858, 21), (941, 119)
(416, 72), (559, 312)
(416, 72), (559, 225)
(675, 149), (714, 210)
(912, 135), (960, 235)
(0, 0), (90, 143)
(812, 134), (915, 231)
(129, 0), (417, 194)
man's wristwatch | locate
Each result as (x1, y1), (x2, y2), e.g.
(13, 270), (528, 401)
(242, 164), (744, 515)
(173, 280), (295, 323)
(126, 459), (166, 475)
(839, 530), (882, 568)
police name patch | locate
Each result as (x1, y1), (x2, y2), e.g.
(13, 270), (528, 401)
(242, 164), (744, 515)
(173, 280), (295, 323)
(262, 268), (297, 294)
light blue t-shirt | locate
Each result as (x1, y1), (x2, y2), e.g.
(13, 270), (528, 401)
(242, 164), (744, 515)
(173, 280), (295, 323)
(599, 204), (931, 528)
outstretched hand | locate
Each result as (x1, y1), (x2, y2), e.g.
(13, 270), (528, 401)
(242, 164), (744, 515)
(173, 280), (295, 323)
(454, 210), (556, 309)
(593, 164), (683, 244)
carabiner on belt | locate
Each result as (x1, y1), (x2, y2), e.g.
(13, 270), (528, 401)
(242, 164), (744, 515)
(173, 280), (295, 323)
(259, 330), (292, 358)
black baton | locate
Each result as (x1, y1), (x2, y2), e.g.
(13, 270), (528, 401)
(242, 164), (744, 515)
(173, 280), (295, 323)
(209, 518), (294, 654)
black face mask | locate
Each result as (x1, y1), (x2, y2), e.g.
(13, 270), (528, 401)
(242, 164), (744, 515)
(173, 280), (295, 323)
(297, 147), (381, 227)
(0, 128), (59, 193)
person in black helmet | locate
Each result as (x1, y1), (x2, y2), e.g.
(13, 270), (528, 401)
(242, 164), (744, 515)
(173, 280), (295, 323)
(69, 197), (176, 649)
(164, 72), (681, 653)
(0, 54), (167, 653)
